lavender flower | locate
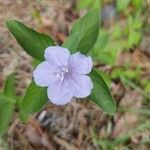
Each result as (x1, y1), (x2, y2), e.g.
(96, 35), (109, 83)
(33, 46), (93, 105)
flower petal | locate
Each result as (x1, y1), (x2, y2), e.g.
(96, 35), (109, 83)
(69, 73), (93, 98)
(44, 46), (70, 67)
(69, 52), (93, 74)
(47, 79), (73, 105)
(33, 61), (57, 87)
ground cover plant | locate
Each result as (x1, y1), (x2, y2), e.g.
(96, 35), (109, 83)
(0, 0), (149, 150)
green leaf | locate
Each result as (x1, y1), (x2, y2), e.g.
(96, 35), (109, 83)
(21, 81), (48, 114)
(77, 0), (101, 10)
(3, 74), (16, 99)
(117, 0), (131, 11)
(62, 32), (80, 53)
(111, 24), (122, 39)
(63, 10), (100, 54)
(128, 30), (141, 48)
(6, 20), (54, 61)
(94, 31), (109, 51)
(96, 70), (111, 86)
(63, 11), (115, 114)
(132, 0), (143, 9)
(128, 14), (142, 30)
(91, 30), (119, 65)
(0, 95), (16, 135)
(89, 69), (116, 115)
(91, 30), (109, 56)
(19, 109), (30, 123)
(0, 74), (16, 135)
(96, 51), (116, 65)
(77, 0), (93, 10)
(145, 83), (150, 94)
(92, 0), (101, 10)
(123, 70), (137, 79)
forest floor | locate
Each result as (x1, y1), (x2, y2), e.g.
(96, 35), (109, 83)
(0, 0), (150, 150)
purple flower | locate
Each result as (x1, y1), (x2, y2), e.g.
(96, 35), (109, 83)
(33, 46), (93, 105)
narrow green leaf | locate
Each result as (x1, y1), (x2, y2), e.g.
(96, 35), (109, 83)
(21, 81), (48, 114)
(62, 32), (80, 53)
(6, 20), (54, 61)
(128, 30), (141, 48)
(3, 74), (16, 99)
(0, 74), (17, 135)
(19, 110), (30, 123)
(89, 69), (116, 115)
(117, 0), (131, 11)
(0, 95), (15, 135)
(63, 10), (100, 54)
(0, 74), (16, 135)
(91, 30), (109, 56)
(77, 0), (93, 10)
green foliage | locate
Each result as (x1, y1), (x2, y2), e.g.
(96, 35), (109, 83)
(32, 9), (42, 24)
(77, 0), (93, 10)
(117, 0), (131, 12)
(89, 69), (116, 115)
(141, 79), (150, 96)
(92, 30), (109, 56)
(62, 32), (80, 53)
(126, 14), (142, 48)
(132, 0), (143, 9)
(63, 10), (100, 54)
(21, 81), (48, 114)
(63, 10), (115, 115)
(88, 0), (143, 65)
(0, 74), (16, 135)
(91, 11), (143, 64)
(144, 83), (150, 94)
(6, 10), (115, 116)
(97, 70), (111, 86)
(2, 2), (148, 147)
(91, 30), (119, 65)
(128, 30), (141, 48)
(111, 24), (122, 39)
(0, 96), (15, 135)
(111, 67), (141, 80)
(95, 121), (150, 149)
(3, 74), (16, 99)
(6, 20), (54, 61)
(77, 0), (101, 10)
(92, 0), (101, 10)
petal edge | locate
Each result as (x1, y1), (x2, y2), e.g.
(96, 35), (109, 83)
(69, 52), (93, 74)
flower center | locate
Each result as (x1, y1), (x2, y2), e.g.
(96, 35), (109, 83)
(56, 66), (69, 81)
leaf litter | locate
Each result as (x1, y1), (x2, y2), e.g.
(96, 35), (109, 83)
(0, 0), (150, 150)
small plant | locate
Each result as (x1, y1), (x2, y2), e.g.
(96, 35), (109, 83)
(0, 10), (116, 135)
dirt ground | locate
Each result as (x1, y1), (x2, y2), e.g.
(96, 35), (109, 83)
(0, 0), (150, 150)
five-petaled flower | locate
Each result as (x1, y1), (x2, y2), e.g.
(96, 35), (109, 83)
(33, 46), (93, 105)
